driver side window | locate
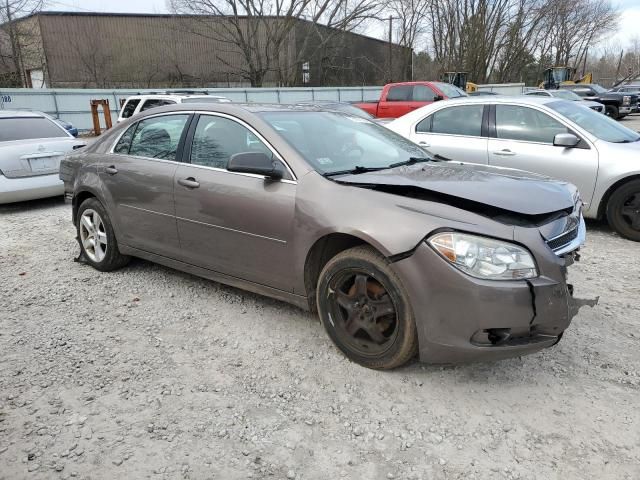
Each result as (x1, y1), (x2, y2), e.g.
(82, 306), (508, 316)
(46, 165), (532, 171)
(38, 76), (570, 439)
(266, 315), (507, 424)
(495, 105), (567, 143)
(190, 115), (275, 170)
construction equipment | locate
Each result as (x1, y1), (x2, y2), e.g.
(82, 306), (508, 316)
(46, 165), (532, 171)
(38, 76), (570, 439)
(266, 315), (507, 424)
(442, 72), (478, 93)
(540, 66), (592, 90)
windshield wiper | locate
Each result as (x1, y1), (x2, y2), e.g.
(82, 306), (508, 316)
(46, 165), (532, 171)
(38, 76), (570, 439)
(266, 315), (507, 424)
(613, 138), (640, 143)
(322, 165), (388, 177)
(388, 155), (449, 168)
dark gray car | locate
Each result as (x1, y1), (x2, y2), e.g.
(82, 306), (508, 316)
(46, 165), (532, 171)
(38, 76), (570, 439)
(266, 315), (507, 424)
(60, 104), (591, 369)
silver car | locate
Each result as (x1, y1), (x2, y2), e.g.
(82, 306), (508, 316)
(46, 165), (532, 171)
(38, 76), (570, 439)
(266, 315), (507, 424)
(0, 110), (86, 203)
(524, 88), (605, 114)
(387, 96), (640, 241)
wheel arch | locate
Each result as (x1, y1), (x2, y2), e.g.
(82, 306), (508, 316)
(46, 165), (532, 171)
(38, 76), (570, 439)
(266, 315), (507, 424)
(597, 174), (640, 220)
(72, 189), (100, 225)
(303, 232), (387, 312)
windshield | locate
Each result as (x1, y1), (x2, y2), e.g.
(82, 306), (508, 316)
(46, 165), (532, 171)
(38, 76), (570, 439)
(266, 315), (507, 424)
(551, 90), (582, 101)
(547, 100), (640, 143)
(433, 82), (467, 98)
(258, 111), (429, 175)
(590, 84), (607, 94)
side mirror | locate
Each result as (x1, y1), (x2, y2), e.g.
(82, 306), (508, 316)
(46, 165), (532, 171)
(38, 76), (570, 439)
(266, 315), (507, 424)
(553, 133), (580, 148)
(433, 95), (444, 102)
(228, 152), (283, 179)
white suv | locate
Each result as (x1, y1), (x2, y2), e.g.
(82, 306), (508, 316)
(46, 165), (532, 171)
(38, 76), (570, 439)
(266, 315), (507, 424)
(117, 92), (231, 123)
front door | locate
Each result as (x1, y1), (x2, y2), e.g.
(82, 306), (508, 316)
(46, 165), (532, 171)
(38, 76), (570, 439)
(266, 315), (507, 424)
(487, 104), (598, 207)
(410, 104), (489, 164)
(173, 114), (296, 291)
(100, 113), (190, 258)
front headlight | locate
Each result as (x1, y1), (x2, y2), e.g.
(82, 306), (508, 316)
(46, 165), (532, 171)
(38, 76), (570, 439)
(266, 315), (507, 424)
(623, 95), (631, 105)
(428, 232), (538, 280)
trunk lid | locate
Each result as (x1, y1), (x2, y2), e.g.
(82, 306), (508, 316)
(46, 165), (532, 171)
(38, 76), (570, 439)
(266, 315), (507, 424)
(0, 138), (85, 178)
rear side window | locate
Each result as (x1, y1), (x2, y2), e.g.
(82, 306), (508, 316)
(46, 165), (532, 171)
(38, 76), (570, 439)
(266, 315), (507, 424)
(113, 124), (137, 154)
(412, 85), (436, 102)
(121, 99), (140, 119)
(495, 105), (567, 143)
(417, 105), (484, 136)
(127, 114), (189, 160)
(140, 99), (176, 112)
(386, 86), (412, 102)
(0, 117), (67, 141)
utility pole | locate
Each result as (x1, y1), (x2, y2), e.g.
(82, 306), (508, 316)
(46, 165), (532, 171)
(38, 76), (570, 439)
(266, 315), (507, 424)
(388, 15), (393, 83)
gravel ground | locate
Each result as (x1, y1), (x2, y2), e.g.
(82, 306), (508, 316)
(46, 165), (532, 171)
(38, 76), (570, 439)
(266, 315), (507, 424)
(1, 198), (639, 480)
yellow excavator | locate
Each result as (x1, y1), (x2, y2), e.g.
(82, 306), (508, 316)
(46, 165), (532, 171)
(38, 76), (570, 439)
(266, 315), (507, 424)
(539, 66), (592, 90)
(442, 72), (478, 93)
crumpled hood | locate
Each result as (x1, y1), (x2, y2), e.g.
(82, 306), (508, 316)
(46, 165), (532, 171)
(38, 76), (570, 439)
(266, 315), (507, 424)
(336, 162), (577, 216)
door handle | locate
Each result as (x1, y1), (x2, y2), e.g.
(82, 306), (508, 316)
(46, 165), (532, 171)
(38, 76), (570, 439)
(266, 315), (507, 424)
(178, 177), (200, 189)
(492, 149), (516, 156)
(419, 141), (430, 147)
(105, 165), (118, 175)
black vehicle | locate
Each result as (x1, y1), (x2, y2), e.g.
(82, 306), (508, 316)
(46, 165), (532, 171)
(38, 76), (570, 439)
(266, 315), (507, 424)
(609, 84), (640, 112)
(559, 84), (638, 119)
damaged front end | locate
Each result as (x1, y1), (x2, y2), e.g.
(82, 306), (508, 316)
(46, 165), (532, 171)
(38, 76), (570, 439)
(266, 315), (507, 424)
(389, 202), (598, 364)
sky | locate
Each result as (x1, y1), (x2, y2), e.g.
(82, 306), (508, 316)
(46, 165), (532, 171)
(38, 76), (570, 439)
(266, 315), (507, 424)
(47, 0), (640, 49)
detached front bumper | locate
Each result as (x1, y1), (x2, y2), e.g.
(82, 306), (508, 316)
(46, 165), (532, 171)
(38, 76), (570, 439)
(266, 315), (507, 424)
(391, 222), (587, 364)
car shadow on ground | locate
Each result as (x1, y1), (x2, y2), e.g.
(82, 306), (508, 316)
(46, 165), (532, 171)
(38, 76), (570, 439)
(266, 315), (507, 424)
(0, 196), (66, 214)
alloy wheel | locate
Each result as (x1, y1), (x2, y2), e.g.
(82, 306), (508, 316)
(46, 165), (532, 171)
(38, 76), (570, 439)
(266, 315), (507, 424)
(79, 208), (108, 262)
(327, 271), (398, 356)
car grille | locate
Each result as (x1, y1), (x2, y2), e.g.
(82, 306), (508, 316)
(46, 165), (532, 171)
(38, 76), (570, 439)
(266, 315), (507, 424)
(547, 225), (579, 251)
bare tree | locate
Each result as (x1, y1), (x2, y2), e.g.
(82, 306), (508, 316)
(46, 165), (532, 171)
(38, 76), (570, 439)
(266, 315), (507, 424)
(387, 0), (429, 80)
(169, 0), (312, 87)
(0, 0), (44, 87)
(169, 0), (381, 87)
(541, 0), (618, 70)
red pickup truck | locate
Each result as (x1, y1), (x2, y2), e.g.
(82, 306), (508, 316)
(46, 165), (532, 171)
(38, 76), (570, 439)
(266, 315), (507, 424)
(355, 81), (467, 118)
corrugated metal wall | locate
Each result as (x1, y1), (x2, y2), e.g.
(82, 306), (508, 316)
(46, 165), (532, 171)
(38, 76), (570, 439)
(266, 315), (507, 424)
(0, 86), (384, 130)
(33, 13), (411, 89)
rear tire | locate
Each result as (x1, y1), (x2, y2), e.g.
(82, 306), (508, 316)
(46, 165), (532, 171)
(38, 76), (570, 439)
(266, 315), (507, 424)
(77, 197), (130, 271)
(316, 246), (418, 369)
(604, 105), (619, 119)
(606, 179), (640, 242)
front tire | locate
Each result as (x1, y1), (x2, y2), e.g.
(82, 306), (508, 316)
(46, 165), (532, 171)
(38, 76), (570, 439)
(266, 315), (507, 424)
(77, 198), (130, 271)
(606, 179), (640, 241)
(604, 105), (619, 119)
(316, 246), (418, 369)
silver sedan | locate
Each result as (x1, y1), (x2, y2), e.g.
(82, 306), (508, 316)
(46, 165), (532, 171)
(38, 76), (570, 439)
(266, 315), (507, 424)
(0, 110), (86, 203)
(387, 96), (640, 241)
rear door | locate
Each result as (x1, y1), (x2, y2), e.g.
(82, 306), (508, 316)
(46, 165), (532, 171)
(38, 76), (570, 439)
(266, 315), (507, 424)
(0, 115), (80, 179)
(487, 104), (598, 206)
(100, 113), (191, 258)
(173, 113), (296, 291)
(408, 104), (489, 164)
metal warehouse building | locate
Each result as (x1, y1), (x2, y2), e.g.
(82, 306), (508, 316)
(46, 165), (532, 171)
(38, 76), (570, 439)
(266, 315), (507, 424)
(0, 12), (411, 89)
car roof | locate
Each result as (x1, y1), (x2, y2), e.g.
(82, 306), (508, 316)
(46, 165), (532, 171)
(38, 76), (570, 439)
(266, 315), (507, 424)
(427, 95), (560, 106)
(126, 94), (228, 101)
(0, 110), (46, 118)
